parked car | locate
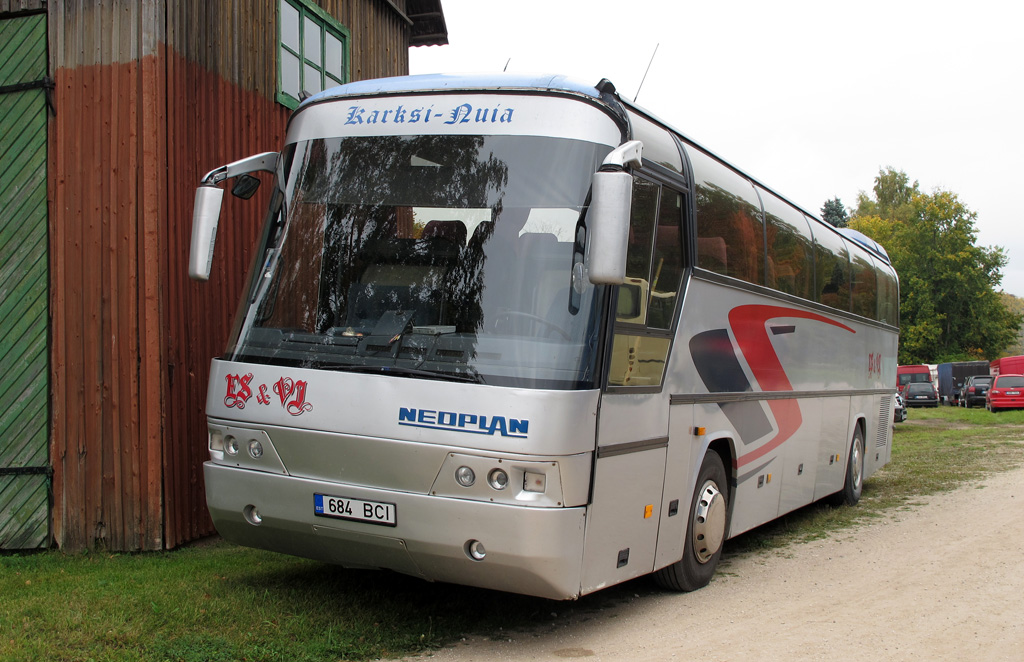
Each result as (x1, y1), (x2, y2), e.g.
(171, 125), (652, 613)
(894, 392), (907, 422)
(897, 364), (932, 394)
(961, 375), (993, 408)
(904, 382), (939, 407)
(986, 374), (1024, 412)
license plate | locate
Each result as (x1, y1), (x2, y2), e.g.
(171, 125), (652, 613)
(314, 494), (397, 526)
(1008, 391), (1021, 396)
(916, 396), (928, 399)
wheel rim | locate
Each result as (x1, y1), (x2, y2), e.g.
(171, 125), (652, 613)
(851, 437), (864, 493)
(691, 480), (726, 564)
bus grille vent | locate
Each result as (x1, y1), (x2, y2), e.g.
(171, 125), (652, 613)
(877, 395), (892, 448)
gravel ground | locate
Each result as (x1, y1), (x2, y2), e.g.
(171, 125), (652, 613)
(407, 463), (1024, 662)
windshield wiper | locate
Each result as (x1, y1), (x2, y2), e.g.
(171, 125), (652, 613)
(323, 364), (484, 384)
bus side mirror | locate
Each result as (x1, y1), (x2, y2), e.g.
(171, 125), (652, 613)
(188, 151), (279, 281)
(189, 185), (225, 281)
(588, 140), (642, 285)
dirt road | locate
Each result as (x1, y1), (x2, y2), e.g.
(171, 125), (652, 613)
(415, 464), (1024, 662)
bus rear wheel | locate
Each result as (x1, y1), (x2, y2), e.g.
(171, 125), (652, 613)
(654, 451), (728, 592)
(829, 426), (865, 507)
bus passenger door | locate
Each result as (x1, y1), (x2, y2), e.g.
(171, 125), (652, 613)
(581, 177), (688, 594)
(582, 393), (670, 594)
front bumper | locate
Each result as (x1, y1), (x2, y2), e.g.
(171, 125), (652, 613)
(204, 462), (587, 599)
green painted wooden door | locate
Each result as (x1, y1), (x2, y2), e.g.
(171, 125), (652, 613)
(0, 12), (50, 550)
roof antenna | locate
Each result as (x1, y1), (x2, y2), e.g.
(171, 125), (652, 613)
(503, 58), (511, 72)
(634, 43), (659, 103)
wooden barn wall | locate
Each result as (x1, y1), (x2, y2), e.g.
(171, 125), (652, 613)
(162, 0), (413, 548)
(48, 0), (414, 551)
(47, 0), (167, 551)
(0, 0), (47, 15)
(160, 50), (289, 550)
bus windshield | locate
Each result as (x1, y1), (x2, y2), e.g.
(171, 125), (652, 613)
(227, 134), (613, 389)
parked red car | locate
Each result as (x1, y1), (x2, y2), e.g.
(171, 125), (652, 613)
(986, 374), (1024, 412)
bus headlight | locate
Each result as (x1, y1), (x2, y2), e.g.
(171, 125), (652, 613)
(431, 453), (572, 507)
(206, 424), (288, 475)
(455, 466), (476, 487)
(487, 468), (509, 490)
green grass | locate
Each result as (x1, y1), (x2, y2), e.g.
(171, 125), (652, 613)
(1, 542), (563, 662)
(3, 406), (1023, 661)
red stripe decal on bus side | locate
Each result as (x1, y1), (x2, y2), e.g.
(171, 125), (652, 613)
(728, 305), (855, 468)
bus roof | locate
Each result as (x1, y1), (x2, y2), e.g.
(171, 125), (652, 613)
(298, 73), (892, 267)
(302, 73), (604, 107)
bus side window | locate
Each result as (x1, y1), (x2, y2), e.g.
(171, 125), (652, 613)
(648, 190), (684, 329)
(877, 263), (899, 326)
(617, 178), (659, 325)
(851, 253), (878, 319)
(685, 145), (765, 285)
(812, 224), (852, 311)
(759, 189), (814, 301)
(608, 178), (685, 388)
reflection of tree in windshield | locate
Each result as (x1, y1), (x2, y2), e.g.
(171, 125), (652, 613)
(308, 135), (508, 208)
(236, 134), (610, 389)
(290, 136), (510, 333)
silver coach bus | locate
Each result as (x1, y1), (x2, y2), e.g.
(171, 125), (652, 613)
(189, 74), (899, 599)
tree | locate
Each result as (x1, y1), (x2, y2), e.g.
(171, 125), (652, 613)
(820, 197), (848, 228)
(848, 168), (1022, 364)
(1000, 293), (1024, 356)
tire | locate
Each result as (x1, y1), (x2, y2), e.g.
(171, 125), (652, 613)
(654, 452), (729, 592)
(828, 426), (865, 507)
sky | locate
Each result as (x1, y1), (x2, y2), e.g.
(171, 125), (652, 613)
(409, 0), (1024, 296)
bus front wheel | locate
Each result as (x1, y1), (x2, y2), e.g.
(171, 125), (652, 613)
(654, 451), (729, 592)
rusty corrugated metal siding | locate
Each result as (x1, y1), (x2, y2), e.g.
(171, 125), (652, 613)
(47, 0), (426, 551)
(48, 0), (167, 551)
(162, 50), (289, 547)
(167, 0), (412, 93)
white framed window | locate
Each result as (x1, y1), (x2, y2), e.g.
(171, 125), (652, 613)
(278, 0), (349, 109)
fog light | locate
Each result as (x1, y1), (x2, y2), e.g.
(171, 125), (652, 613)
(248, 439), (264, 459)
(487, 469), (509, 490)
(243, 504), (262, 526)
(225, 436), (239, 456)
(455, 466), (476, 487)
(466, 539), (486, 561)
